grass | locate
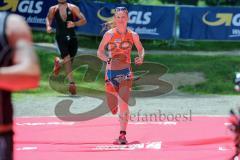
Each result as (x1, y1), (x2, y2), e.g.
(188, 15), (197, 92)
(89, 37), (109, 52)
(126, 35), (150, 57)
(146, 54), (240, 94)
(32, 30), (240, 51)
(14, 50), (240, 98)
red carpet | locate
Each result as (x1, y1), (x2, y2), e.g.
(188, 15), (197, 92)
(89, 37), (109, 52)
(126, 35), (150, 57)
(14, 116), (236, 160)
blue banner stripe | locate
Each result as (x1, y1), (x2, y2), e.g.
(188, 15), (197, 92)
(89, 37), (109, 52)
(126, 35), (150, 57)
(180, 6), (240, 40)
(0, 0), (175, 40)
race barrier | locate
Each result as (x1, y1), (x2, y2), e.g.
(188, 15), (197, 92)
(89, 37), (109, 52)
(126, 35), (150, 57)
(180, 6), (240, 40)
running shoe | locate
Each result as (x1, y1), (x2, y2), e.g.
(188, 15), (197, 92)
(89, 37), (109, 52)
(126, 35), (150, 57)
(118, 133), (127, 145)
(69, 82), (77, 95)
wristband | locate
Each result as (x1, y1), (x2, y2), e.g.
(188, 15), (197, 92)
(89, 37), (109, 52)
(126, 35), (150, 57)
(107, 58), (112, 64)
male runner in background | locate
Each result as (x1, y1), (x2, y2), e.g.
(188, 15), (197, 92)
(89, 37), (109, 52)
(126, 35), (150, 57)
(46, 0), (87, 95)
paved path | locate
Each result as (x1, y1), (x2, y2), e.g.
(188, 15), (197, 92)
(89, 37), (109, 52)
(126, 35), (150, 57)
(13, 43), (240, 118)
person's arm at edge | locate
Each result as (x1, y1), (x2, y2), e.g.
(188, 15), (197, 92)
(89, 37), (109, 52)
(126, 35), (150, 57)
(0, 14), (40, 91)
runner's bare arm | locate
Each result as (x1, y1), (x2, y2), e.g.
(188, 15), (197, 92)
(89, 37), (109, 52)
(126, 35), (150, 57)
(71, 4), (87, 27)
(97, 32), (112, 62)
(0, 14), (40, 91)
(46, 6), (55, 33)
(133, 32), (144, 65)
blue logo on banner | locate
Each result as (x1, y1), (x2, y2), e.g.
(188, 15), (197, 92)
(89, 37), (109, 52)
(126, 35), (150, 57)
(180, 7), (240, 40)
(0, 0), (44, 14)
(0, 0), (20, 12)
(97, 7), (115, 22)
(202, 12), (233, 26)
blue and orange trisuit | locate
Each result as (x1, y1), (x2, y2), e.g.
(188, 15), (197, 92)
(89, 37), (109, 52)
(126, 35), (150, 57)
(105, 28), (135, 92)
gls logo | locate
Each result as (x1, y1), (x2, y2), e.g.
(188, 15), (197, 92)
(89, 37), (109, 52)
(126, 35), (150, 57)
(0, 0), (43, 14)
(97, 7), (152, 25)
(202, 12), (240, 26)
(128, 11), (152, 25)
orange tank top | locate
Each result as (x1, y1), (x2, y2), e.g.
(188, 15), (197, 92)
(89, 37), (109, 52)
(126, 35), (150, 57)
(107, 28), (134, 70)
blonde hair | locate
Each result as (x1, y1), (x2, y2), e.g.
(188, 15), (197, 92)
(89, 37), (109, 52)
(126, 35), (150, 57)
(102, 19), (115, 32)
(101, 7), (128, 32)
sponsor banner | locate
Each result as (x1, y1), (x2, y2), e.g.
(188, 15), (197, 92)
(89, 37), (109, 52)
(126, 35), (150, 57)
(77, 1), (175, 39)
(0, 0), (175, 40)
(0, 0), (56, 28)
(180, 6), (240, 40)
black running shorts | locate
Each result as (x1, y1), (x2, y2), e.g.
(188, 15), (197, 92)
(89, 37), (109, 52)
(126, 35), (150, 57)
(56, 35), (78, 59)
